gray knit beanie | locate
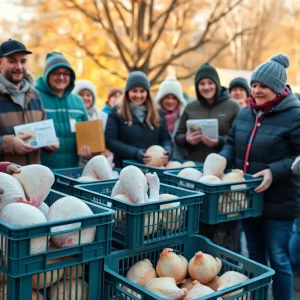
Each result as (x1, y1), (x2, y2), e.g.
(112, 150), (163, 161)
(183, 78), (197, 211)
(250, 53), (290, 94)
(125, 71), (150, 93)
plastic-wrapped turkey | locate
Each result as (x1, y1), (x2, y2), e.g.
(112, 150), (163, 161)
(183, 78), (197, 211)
(81, 155), (119, 180)
(13, 164), (54, 207)
(0, 203), (48, 254)
(47, 196), (96, 248)
(0, 173), (27, 210)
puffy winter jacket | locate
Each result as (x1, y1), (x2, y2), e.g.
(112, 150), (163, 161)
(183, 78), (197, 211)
(219, 90), (300, 220)
(105, 106), (173, 167)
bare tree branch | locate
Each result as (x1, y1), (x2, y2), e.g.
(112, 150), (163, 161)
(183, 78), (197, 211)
(153, 0), (190, 26)
(115, 0), (132, 13)
(102, 0), (132, 70)
(67, 34), (126, 80)
(206, 27), (253, 63)
(149, 25), (253, 84)
(138, 0), (178, 69)
(113, 0), (130, 37)
(149, 0), (245, 82)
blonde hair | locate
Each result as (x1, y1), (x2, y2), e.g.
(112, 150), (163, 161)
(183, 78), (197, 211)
(118, 92), (161, 129)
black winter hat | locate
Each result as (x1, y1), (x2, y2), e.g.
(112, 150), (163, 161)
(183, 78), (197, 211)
(229, 77), (250, 96)
(194, 63), (221, 101)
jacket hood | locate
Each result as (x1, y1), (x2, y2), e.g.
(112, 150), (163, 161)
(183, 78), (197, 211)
(274, 89), (300, 112)
(0, 72), (35, 95)
(194, 63), (227, 104)
(73, 79), (97, 109)
(35, 52), (76, 97)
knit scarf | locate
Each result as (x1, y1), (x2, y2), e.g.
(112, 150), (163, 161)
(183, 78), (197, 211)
(129, 102), (147, 123)
(163, 107), (179, 134)
(248, 87), (289, 112)
(87, 106), (98, 120)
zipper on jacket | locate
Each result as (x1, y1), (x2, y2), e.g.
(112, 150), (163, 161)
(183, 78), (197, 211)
(243, 112), (267, 173)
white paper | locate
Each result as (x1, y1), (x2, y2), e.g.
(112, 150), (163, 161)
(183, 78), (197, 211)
(187, 119), (219, 139)
(14, 119), (57, 148)
(69, 118), (77, 133)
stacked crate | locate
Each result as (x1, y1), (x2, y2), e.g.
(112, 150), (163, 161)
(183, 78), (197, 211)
(0, 190), (114, 299)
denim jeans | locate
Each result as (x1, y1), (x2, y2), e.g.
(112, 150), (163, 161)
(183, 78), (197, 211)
(289, 217), (300, 272)
(243, 217), (294, 300)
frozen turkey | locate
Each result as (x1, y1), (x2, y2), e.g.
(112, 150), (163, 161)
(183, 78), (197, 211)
(47, 196), (96, 248)
(0, 173), (26, 210)
(13, 164), (55, 207)
(0, 203), (48, 254)
(82, 155), (119, 180)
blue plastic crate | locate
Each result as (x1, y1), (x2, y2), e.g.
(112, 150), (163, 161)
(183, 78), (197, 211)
(2, 259), (104, 300)
(74, 181), (203, 248)
(104, 234), (274, 299)
(122, 159), (203, 179)
(164, 168), (264, 224)
(0, 190), (114, 277)
(52, 167), (121, 195)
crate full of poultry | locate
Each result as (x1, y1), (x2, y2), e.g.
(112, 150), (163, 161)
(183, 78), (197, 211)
(0, 164), (115, 299)
(103, 234), (274, 299)
(74, 165), (204, 248)
(122, 145), (202, 179)
(1, 260), (104, 300)
(163, 153), (264, 224)
(52, 155), (121, 195)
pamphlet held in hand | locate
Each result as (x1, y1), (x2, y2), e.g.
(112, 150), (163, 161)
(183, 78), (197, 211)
(14, 119), (57, 148)
(187, 119), (218, 139)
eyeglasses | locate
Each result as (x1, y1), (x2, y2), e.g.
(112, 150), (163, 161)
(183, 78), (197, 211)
(51, 71), (71, 78)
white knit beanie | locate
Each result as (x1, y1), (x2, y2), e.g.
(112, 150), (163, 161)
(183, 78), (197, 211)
(73, 80), (97, 104)
(155, 76), (186, 110)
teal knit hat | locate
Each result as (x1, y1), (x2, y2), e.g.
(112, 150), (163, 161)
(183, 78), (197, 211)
(125, 71), (150, 93)
(194, 63), (221, 101)
(43, 52), (76, 89)
(251, 53), (290, 94)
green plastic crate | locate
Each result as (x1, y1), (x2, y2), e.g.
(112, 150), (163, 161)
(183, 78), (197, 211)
(2, 260), (104, 300)
(52, 167), (121, 195)
(74, 181), (203, 248)
(0, 190), (114, 278)
(164, 168), (264, 224)
(104, 234), (274, 299)
(122, 159), (203, 179)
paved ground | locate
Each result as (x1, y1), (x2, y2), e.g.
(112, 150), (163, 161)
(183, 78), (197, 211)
(240, 232), (300, 299)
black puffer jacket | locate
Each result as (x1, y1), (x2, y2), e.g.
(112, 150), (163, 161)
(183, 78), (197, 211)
(219, 90), (300, 220)
(105, 106), (173, 167)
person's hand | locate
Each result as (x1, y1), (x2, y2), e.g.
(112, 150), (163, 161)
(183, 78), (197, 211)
(292, 156), (300, 170)
(253, 169), (273, 193)
(6, 163), (21, 175)
(143, 153), (152, 164)
(161, 151), (169, 165)
(201, 135), (219, 148)
(44, 138), (60, 152)
(80, 145), (94, 160)
(186, 131), (202, 145)
(13, 134), (36, 154)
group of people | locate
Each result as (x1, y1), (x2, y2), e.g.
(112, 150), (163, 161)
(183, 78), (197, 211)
(0, 38), (300, 299)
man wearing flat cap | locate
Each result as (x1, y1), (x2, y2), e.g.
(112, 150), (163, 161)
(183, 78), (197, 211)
(0, 39), (59, 166)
